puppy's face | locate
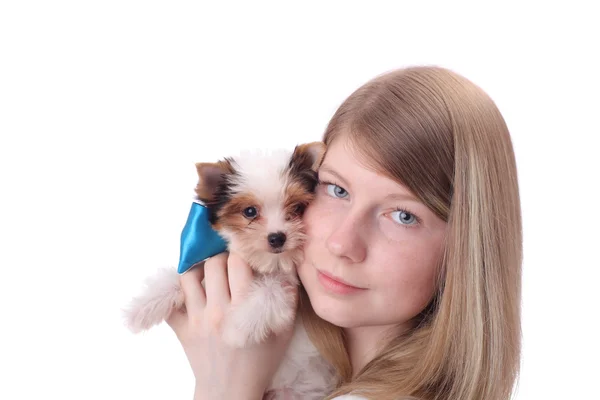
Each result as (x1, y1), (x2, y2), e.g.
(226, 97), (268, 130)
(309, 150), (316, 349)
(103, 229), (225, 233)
(194, 142), (325, 274)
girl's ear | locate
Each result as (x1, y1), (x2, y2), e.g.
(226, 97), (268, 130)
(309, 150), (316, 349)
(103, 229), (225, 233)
(194, 159), (235, 202)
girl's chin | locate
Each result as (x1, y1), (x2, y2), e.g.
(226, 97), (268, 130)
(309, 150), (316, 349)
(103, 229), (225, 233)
(309, 297), (364, 329)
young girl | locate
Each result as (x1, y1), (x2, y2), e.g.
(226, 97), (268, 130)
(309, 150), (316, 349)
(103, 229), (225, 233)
(166, 66), (522, 400)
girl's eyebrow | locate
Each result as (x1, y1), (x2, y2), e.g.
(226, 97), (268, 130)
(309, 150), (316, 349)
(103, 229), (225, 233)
(318, 165), (351, 189)
(385, 192), (420, 203)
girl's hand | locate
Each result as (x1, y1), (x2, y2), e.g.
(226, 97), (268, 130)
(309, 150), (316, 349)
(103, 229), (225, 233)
(166, 252), (297, 400)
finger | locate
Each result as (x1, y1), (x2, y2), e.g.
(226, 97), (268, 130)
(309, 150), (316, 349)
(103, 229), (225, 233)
(179, 262), (206, 317)
(227, 252), (254, 304)
(204, 252), (231, 306)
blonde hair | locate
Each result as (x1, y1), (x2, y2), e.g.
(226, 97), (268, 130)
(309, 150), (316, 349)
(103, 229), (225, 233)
(299, 66), (522, 400)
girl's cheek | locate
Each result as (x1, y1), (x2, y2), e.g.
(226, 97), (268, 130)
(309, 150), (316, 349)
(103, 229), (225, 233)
(305, 195), (338, 235)
(309, 191), (331, 215)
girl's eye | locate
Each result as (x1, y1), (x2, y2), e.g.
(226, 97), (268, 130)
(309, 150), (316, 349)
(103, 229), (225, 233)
(390, 210), (418, 226)
(326, 184), (348, 199)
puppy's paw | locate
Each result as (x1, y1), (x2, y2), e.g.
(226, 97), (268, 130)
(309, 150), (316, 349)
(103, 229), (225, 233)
(263, 275), (297, 336)
(263, 388), (298, 400)
(122, 267), (184, 333)
(223, 274), (297, 347)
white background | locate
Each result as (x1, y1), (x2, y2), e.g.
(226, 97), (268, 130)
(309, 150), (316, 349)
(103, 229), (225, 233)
(1, 1), (598, 399)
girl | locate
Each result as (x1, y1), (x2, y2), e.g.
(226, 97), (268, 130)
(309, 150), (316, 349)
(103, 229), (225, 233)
(166, 66), (522, 400)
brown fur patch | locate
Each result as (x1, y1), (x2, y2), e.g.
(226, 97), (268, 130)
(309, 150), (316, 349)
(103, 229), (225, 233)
(194, 159), (235, 202)
(290, 142), (326, 172)
(284, 180), (315, 220)
(218, 193), (263, 232)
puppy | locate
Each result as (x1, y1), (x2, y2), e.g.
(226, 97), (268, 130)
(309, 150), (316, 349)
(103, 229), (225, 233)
(124, 142), (336, 399)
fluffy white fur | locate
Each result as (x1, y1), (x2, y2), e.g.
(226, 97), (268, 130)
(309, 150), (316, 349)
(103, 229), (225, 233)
(223, 272), (298, 347)
(124, 267), (184, 333)
(123, 146), (336, 399)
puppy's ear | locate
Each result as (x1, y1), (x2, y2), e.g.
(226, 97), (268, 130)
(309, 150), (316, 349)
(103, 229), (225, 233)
(290, 141), (326, 172)
(194, 159), (235, 202)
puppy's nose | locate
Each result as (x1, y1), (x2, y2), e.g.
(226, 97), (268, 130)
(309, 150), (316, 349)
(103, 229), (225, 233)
(268, 232), (287, 248)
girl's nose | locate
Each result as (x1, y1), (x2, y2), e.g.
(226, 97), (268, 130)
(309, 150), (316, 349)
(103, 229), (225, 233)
(326, 214), (367, 263)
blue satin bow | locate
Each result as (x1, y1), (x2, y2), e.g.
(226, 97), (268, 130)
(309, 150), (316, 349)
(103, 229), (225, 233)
(177, 201), (228, 274)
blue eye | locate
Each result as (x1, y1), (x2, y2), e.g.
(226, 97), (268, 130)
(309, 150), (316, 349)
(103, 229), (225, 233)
(390, 209), (418, 226)
(326, 183), (348, 198)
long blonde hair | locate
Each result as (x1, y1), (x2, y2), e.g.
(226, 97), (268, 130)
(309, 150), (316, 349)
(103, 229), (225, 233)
(299, 66), (522, 400)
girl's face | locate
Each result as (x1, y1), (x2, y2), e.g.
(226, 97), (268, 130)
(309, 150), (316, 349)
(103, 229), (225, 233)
(298, 138), (448, 331)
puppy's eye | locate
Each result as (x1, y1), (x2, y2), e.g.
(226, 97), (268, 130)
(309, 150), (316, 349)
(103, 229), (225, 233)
(294, 203), (306, 215)
(242, 206), (258, 219)
(286, 203), (306, 221)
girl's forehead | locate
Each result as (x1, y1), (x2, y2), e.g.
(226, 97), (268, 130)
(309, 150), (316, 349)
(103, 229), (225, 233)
(321, 141), (414, 198)
(322, 136), (368, 167)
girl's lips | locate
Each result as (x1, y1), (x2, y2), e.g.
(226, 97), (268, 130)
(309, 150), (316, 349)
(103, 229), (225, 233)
(316, 270), (366, 294)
